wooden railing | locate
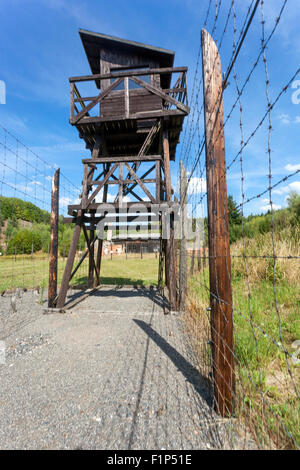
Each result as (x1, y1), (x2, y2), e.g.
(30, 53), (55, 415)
(69, 67), (189, 124)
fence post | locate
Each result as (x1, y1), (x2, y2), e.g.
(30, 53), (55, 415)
(179, 160), (187, 311)
(201, 28), (234, 416)
(88, 227), (95, 288)
(48, 168), (60, 307)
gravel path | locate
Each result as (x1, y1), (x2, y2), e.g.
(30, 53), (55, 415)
(0, 287), (253, 450)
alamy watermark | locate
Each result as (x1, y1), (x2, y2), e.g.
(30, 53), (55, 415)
(291, 80), (300, 105)
(0, 80), (6, 104)
(95, 202), (204, 249)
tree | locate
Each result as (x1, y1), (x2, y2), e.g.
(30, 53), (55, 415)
(287, 191), (300, 220)
(228, 195), (242, 226)
(6, 229), (42, 254)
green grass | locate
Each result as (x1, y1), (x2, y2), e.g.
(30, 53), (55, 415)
(186, 269), (300, 449)
(0, 252), (159, 291)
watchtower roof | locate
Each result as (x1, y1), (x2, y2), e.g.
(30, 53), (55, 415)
(79, 29), (175, 76)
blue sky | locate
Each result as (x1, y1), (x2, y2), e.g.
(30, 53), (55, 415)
(0, 0), (299, 216)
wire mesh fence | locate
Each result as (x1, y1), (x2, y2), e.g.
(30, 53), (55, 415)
(178, 0), (299, 450)
(0, 123), (84, 294)
(0, 126), (161, 296)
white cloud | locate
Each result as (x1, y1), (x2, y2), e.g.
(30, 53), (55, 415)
(277, 114), (300, 126)
(0, 113), (28, 133)
(290, 181), (300, 192)
(260, 203), (282, 213)
(278, 114), (291, 125)
(187, 177), (207, 194)
(273, 180), (300, 195)
(59, 196), (72, 207)
(59, 196), (80, 207)
(285, 163), (300, 172)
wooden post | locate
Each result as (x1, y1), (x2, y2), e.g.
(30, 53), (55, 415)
(179, 161), (187, 311)
(88, 227), (95, 288)
(56, 216), (82, 308)
(202, 29), (234, 416)
(48, 168), (60, 307)
(94, 162), (109, 287)
(163, 129), (177, 310)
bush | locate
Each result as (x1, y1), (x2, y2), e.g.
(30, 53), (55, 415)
(6, 229), (42, 254)
(229, 224), (242, 244)
(5, 218), (19, 239)
(287, 191), (300, 223)
(59, 227), (85, 257)
(34, 223), (50, 253)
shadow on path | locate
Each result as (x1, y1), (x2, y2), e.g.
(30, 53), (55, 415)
(133, 319), (212, 406)
(66, 285), (169, 310)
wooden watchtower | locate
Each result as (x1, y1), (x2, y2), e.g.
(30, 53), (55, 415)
(55, 29), (189, 309)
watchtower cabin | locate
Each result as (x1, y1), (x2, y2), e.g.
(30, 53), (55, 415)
(55, 29), (189, 310)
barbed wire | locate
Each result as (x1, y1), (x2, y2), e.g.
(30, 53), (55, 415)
(179, 0), (300, 450)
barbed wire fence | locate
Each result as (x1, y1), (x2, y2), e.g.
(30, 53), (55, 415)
(0, 123), (88, 302)
(178, 0), (299, 450)
(0, 124), (160, 302)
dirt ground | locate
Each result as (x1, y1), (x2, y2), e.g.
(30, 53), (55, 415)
(0, 286), (254, 449)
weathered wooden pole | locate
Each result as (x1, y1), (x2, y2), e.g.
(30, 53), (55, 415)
(88, 227), (95, 288)
(48, 168), (60, 307)
(56, 163), (89, 308)
(179, 160), (187, 311)
(202, 28), (234, 416)
(163, 129), (177, 310)
(94, 163), (109, 287)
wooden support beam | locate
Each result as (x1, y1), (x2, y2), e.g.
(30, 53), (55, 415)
(74, 90), (185, 102)
(82, 225), (100, 286)
(68, 202), (172, 212)
(72, 77), (123, 124)
(99, 224), (160, 232)
(90, 178), (156, 185)
(92, 136), (102, 159)
(202, 28), (234, 417)
(111, 174), (143, 202)
(69, 66), (188, 83)
(56, 216), (82, 308)
(156, 160), (161, 203)
(119, 163), (123, 204)
(124, 162), (156, 203)
(163, 131), (172, 204)
(82, 155), (162, 164)
(70, 83), (75, 122)
(125, 77), (130, 118)
(69, 236), (98, 282)
(130, 76), (190, 114)
(85, 162), (119, 208)
(94, 162), (109, 287)
(73, 109), (186, 125)
(88, 228), (95, 288)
